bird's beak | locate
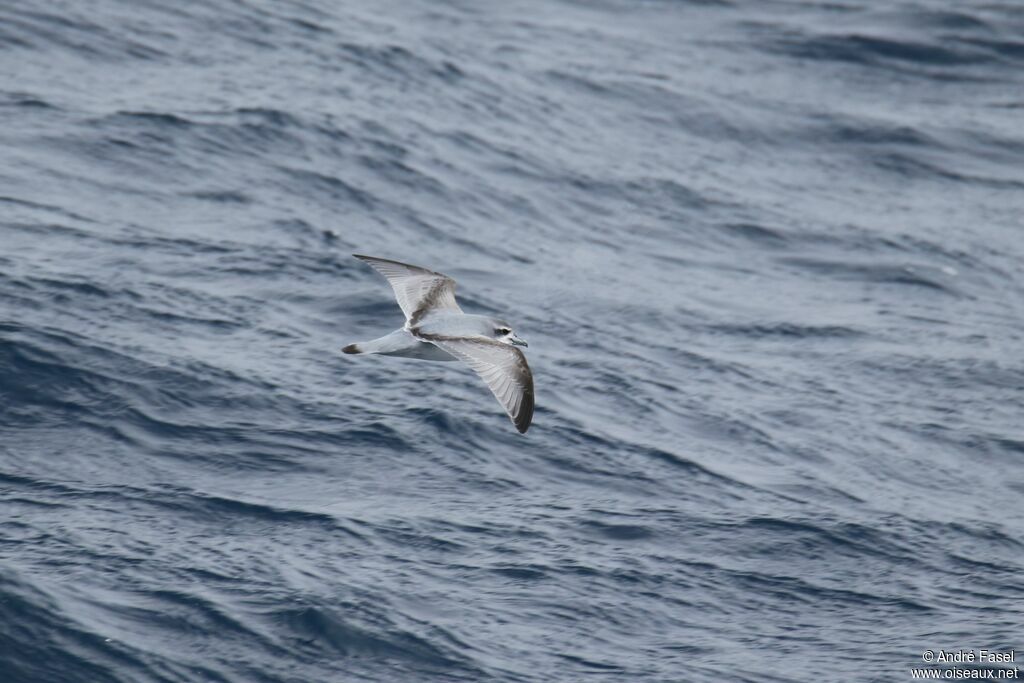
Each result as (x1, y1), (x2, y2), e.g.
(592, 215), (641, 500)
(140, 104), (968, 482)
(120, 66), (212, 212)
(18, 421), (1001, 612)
(509, 332), (528, 347)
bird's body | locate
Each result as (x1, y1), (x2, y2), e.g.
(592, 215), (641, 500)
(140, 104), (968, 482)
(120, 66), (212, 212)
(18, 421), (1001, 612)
(342, 255), (534, 433)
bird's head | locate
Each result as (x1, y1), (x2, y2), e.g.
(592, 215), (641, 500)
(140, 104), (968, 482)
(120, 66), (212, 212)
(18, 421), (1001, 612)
(491, 319), (528, 347)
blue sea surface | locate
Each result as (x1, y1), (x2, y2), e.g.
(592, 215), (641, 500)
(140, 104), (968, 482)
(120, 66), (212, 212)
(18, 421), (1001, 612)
(2, 1), (1023, 681)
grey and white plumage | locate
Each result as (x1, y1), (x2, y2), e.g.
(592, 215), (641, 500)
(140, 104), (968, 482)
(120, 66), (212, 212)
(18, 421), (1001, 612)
(342, 255), (534, 433)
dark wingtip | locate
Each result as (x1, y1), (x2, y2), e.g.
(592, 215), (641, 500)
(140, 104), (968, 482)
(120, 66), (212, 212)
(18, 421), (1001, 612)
(515, 410), (533, 433)
(514, 388), (535, 434)
(341, 344), (360, 354)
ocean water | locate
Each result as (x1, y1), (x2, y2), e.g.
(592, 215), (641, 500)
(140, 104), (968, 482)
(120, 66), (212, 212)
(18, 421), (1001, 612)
(2, 0), (1023, 681)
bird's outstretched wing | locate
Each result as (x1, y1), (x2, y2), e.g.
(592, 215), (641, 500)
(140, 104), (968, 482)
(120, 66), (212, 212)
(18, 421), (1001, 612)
(422, 335), (534, 433)
(353, 254), (463, 324)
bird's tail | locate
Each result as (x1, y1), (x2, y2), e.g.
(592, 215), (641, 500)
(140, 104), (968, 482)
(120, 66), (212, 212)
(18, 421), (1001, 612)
(341, 333), (404, 355)
(340, 330), (457, 361)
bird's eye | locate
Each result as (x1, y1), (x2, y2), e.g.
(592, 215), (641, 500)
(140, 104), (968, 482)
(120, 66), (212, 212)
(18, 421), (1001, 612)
(498, 328), (511, 335)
